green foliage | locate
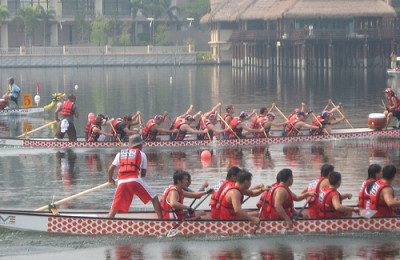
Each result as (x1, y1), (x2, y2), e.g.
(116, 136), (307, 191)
(182, 0), (208, 27)
(154, 24), (169, 45)
(119, 22), (132, 46)
(74, 10), (90, 42)
(196, 51), (212, 61)
(91, 15), (110, 45)
(0, 4), (10, 26)
(184, 37), (195, 46)
(16, 6), (38, 46)
(36, 5), (56, 46)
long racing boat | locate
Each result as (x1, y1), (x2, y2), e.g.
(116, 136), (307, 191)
(0, 209), (398, 236)
(1, 127), (399, 148)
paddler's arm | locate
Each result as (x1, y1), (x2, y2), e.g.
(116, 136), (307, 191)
(182, 189), (208, 199)
(230, 189), (260, 225)
(108, 164), (117, 185)
(274, 188), (293, 227)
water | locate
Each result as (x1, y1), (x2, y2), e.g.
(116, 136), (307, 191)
(0, 66), (400, 259)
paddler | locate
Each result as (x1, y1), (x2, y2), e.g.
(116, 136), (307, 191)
(142, 113), (178, 141)
(221, 105), (235, 139)
(107, 134), (162, 218)
(383, 88), (400, 130)
(318, 171), (359, 218)
(87, 115), (114, 142)
(111, 112), (141, 142)
(171, 114), (207, 141)
(257, 112), (287, 137)
(369, 164), (400, 217)
(2, 77), (21, 109)
(160, 170), (212, 220)
(228, 111), (264, 139)
(283, 111), (319, 137)
(357, 164), (382, 209)
(54, 93), (79, 141)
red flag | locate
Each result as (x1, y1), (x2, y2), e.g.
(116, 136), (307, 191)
(36, 82), (40, 93)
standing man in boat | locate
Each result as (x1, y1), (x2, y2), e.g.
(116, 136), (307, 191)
(261, 169), (315, 228)
(300, 164), (334, 218)
(2, 77), (21, 109)
(142, 113), (178, 141)
(318, 171), (358, 218)
(54, 94), (79, 141)
(160, 170), (212, 219)
(369, 164), (400, 217)
(390, 51), (397, 70)
(357, 164), (382, 209)
(107, 134), (162, 218)
(383, 88), (400, 130)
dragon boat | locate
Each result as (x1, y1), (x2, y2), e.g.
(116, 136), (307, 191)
(0, 208), (398, 236)
(0, 93), (65, 116)
(0, 127), (399, 148)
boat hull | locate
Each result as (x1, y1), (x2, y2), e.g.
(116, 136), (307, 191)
(1, 128), (400, 148)
(0, 107), (45, 116)
(0, 210), (399, 236)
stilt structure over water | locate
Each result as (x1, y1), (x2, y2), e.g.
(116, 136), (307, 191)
(200, 0), (397, 68)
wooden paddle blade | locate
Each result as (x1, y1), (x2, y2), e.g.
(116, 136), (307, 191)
(359, 208), (377, 219)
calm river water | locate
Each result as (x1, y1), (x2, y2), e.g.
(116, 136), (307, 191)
(0, 65), (400, 259)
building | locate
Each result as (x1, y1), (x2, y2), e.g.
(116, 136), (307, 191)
(201, 0), (398, 68)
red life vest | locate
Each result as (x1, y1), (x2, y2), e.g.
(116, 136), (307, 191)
(222, 113), (232, 137)
(228, 117), (243, 139)
(110, 118), (122, 134)
(118, 148), (142, 179)
(307, 177), (327, 218)
(142, 120), (157, 141)
(285, 116), (299, 136)
(254, 118), (269, 138)
(209, 180), (234, 219)
(310, 116), (324, 135)
(318, 186), (343, 218)
(197, 120), (213, 140)
(369, 180), (395, 217)
(257, 182), (279, 209)
(388, 95), (400, 112)
(264, 184), (294, 219)
(357, 178), (376, 208)
(217, 185), (244, 220)
(173, 122), (188, 141)
(87, 124), (101, 142)
(84, 119), (94, 134)
(160, 184), (185, 219)
(61, 101), (74, 116)
(250, 115), (260, 129)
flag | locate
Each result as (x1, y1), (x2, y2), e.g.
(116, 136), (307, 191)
(36, 82), (40, 93)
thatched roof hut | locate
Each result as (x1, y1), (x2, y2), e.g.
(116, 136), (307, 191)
(200, 0), (256, 23)
(240, 0), (297, 21)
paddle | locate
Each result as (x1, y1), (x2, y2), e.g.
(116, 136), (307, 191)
(274, 105), (301, 135)
(217, 112), (240, 139)
(280, 200), (309, 234)
(310, 112), (330, 136)
(16, 120), (57, 138)
(201, 117), (212, 141)
(331, 101), (354, 129)
(359, 208), (377, 219)
(253, 192), (267, 234)
(34, 180), (117, 211)
(167, 193), (211, 238)
(109, 120), (123, 145)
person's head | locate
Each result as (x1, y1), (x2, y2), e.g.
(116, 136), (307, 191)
(94, 115), (103, 126)
(328, 171), (342, 187)
(226, 166), (241, 181)
(208, 114), (218, 123)
(259, 107), (267, 115)
(7, 77), (14, 85)
(321, 111), (330, 119)
(123, 114), (133, 123)
(266, 112), (276, 121)
(129, 134), (143, 148)
(173, 170), (190, 188)
(236, 169), (253, 190)
(277, 168), (293, 184)
(154, 115), (163, 124)
(297, 112), (307, 121)
(68, 94), (76, 102)
(226, 105), (234, 113)
(293, 108), (301, 114)
(383, 88), (395, 97)
(321, 164), (334, 177)
(382, 164), (397, 181)
(239, 111), (248, 119)
(184, 115), (195, 124)
(367, 164), (382, 180)
(88, 112), (95, 122)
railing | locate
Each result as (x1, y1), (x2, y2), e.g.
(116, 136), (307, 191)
(0, 45), (192, 56)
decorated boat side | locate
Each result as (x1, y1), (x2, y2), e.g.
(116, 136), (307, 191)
(0, 209), (398, 236)
(1, 127), (399, 148)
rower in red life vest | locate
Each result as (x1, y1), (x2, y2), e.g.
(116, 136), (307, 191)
(196, 103), (230, 140)
(357, 164), (382, 209)
(211, 166), (266, 219)
(310, 100), (346, 135)
(84, 113), (95, 141)
(369, 164), (400, 217)
(171, 114), (207, 141)
(87, 115), (114, 142)
(256, 112), (287, 138)
(260, 169), (314, 228)
(216, 169), (268, 224)
(110, 113), (141, 142)
(107, 134), (162, 218)
(142, 113), (178, 141)
(318, 171), (359, 219)
(256, 175), (280, 217)
(168, 104), (195, 135)
(221, 105), (235, 139)
(283, 111), (319, 137)
(228, 111), (264, 139)
(383, 88), (400, 130)
(300, 164), (333, 218)
(250, 105), (275, 136)
(160, 170), (212, 220)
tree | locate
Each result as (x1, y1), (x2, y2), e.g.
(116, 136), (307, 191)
(0, 4), (10, 27)
(182, 0), (208, 28)
(119, 22), (132, 46)
(36, 5), (55, 46)
(154, 24), (168, 45)
(15, 6), (38, 47)
(90, 14), (110, 45)
(74, 10), (90, 42)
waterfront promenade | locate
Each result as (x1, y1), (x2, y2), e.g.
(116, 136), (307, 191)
(0, 45), (197, 67)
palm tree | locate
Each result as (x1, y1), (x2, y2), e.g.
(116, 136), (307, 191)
(15, 6), (38, 47)
(0, 4), (10, 27)
(36, 5), (55, 46)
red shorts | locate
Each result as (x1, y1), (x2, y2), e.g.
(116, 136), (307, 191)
(111, 178), (156, 213)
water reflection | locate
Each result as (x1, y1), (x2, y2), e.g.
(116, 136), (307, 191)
(359, 243), (400, 260)
(306, 245), (343, 260)
(55, 149), (78, 208)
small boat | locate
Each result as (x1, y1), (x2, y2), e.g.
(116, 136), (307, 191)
(0, 209), (398, 236)
(1, 127), (399, 148)
(0, 93), (65, 116)
(387, 69), (400, 77)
